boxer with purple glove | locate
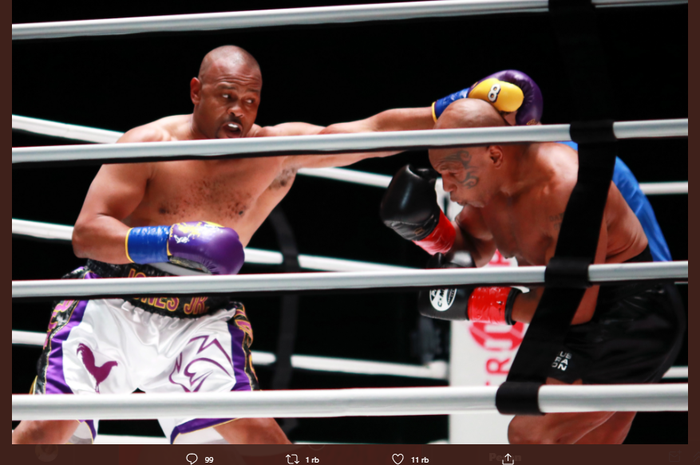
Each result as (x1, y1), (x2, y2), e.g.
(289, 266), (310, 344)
(15, 45), (441, 446)
(126, 221), (245, 275)
(432, 70), (544, 126)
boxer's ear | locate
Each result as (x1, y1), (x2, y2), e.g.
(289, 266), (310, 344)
(190, 77), (202, 105)
(488, 146), (504, 168)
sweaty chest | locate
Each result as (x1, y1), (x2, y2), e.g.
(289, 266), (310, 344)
(138, 160), (294, 226)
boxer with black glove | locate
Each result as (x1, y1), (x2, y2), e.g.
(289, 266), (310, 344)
(432, 69), (671, 264)
(381, 165), (521, 324)
(416, 253), (520, 324)
(379, 165), (456, 255)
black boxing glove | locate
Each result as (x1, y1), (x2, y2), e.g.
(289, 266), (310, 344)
(418, 252), (520, 324)
(380, 165), (456, 255)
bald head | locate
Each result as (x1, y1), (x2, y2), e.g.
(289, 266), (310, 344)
(429, 98), (527, 207)
(198, 46), (261, 83)
(435, 98), (506, 130)
(190, 46), (263, 140)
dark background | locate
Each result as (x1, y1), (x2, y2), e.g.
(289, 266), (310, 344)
(12, 1), (688, 444)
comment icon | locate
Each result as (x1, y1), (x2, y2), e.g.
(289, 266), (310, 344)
(186, 453), (199, 465)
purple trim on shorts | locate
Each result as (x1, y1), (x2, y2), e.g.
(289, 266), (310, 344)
(227, 320), (254, 392)
(85, 420), (97, 441)
(169, 418), (234, 444)
(44, 298), (91, 395)
(44, 272), (100, 436)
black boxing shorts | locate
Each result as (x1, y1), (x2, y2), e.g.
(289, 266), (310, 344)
(547, 246), (686, 384)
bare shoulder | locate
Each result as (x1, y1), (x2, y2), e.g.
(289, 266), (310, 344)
(603, 179), (630, 224)
(119, 122), (170, 143)
(249, 124), (286, 138)
(118, 115), (191, 143)
(538, 144), (578, 236)
(539, 181), (572, 238)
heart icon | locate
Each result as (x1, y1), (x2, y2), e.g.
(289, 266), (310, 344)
(392, 453), (404, 465)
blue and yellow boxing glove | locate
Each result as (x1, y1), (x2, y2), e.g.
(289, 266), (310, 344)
(432, 70), (543, 126)
(125, 221), (245, 275)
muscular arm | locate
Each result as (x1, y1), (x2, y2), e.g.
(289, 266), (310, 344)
(71, 126), (165, 264)
(255, 107), (434, 170)
(323, 107), (435, 134)
(299, 107), (434, 169)
(451, 205), (497, 267)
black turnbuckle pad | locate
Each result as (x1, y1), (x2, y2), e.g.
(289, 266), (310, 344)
(496, 381), (544, 416)
(545, 256), (591, 289)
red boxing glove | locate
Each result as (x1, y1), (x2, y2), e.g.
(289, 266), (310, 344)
(417, 254), (522, 325)
(467, 287), (521, 325)
(413, 210), (456, 255)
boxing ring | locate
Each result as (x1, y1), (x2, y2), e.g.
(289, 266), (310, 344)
(12, 0), (688, 444)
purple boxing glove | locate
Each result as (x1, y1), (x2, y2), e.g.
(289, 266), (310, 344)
(432, 70), (543, 126)
(126, 221), (245, 275)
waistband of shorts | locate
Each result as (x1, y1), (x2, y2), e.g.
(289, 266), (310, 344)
(596, 245), (657, 304)
(82, 259), (236, 318)
(625, 245), (652, 263)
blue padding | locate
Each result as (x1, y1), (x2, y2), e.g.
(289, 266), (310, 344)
(559, 141), (671, 261)
(434, 87), (472, 120)
(127, 225), (170, 264)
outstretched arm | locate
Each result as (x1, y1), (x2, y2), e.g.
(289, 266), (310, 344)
(254, 107), (434, 170)
(297, 107), (434, 169)
(323, 107), (436, 134)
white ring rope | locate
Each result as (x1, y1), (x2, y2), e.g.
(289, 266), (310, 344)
(12, 115), (123, 144)
(297, 167), (393, 188)
(637, 181), (688, 195)
(12, 0), (686, 41)
(13, 115), (688, 195)
(11, 261), (688, 300)
(11, 219), (410, 273)
(12, 218), (73, 241)
(11, 329), (685, 380)
(11, 119), (688, 166)
(12, 383), (688, 420)
(664, 367), (689, 379)
(12, 114), (394, 189)
(12, 115), (688, 195)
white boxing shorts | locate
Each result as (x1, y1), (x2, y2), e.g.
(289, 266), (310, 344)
(32, 263), (259, 444)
